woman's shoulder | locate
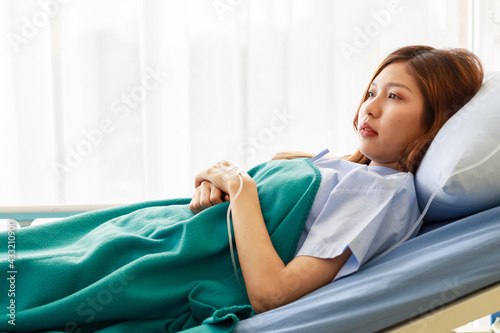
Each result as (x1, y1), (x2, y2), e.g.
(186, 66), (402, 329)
(314, 157), (411, 177)
(314, 157), (415, 193)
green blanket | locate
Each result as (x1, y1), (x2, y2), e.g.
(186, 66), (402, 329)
(0, 158), (320, 333)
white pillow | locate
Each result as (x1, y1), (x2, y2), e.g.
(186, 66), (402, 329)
(415, 71), (500, 222)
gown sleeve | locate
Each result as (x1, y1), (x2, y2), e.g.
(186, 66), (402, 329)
(294, 159), (421, 280)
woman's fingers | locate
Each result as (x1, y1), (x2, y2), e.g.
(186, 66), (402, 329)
(189, 181), (227, 214)
(201, 182), (224, 207)
(194, 168), (210, 189)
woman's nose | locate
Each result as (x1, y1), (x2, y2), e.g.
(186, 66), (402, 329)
(362, 98), (380, 118)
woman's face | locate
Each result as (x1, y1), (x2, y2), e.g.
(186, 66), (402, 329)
(357, 62), (426, 170)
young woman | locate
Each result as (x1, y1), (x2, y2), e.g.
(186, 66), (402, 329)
(0, 45), (484, 333)
(189, 45), (484, 313)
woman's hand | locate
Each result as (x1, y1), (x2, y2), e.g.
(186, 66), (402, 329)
(189, 161), (251, 214)
(194, 161), (247, 194)
(189, 180), (229, 214)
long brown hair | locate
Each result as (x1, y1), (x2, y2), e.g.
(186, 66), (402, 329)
(274, 45), (484, 173)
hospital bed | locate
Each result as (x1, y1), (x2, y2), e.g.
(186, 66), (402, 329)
(1, 203), (499, 333)
(2, 72), (499, 332)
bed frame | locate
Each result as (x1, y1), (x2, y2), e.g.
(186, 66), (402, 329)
(386, 281), (500, 332)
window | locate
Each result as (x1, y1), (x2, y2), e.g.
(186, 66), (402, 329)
(0, 0), (488, 206)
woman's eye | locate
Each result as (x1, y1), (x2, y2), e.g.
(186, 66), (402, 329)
(367, 91), (375, 98)
(389, 93), (401, 100)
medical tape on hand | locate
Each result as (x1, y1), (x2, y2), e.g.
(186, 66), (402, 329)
(213, 160), (244, 181)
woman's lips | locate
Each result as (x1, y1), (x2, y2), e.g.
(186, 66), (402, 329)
(359, 122), (378, 137)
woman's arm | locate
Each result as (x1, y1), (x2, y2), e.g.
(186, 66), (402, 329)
(194, 163), (352, 313)
(226, 177), (351, 312)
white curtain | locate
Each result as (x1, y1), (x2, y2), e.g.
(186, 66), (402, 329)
(0, 0), (475, 206)
(474, 0), (500, 72)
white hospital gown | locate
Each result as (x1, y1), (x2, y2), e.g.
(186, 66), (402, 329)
(294, 157), (421, 280)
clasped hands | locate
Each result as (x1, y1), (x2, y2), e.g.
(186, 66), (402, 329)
(189, 160), (251, 214)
